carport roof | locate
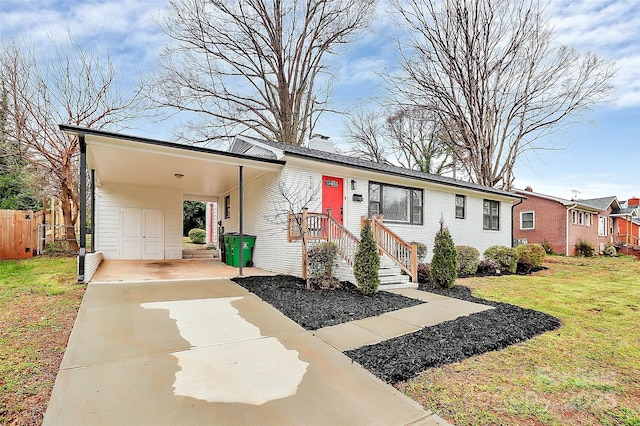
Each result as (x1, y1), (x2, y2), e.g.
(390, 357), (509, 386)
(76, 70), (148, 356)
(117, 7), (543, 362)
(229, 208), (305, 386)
(60, 125), (285, 198)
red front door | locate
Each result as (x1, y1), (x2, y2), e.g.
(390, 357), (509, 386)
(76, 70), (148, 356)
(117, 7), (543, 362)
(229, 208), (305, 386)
(322, 175), (343, 224)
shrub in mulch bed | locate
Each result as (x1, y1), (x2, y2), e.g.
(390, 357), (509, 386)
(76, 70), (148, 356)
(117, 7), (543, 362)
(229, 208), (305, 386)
(345, 282), (561, 385)
(232, 275), (423, 330)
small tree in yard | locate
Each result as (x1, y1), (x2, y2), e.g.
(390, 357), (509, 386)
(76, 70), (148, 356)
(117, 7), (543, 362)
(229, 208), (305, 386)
(431, 218), (457, 288)
(354, 221), (380, 295)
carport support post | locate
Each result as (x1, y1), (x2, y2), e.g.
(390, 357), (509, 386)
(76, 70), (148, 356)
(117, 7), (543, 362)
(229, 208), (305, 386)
(78, 133), (87, 283)
(238, 165), (244, 277)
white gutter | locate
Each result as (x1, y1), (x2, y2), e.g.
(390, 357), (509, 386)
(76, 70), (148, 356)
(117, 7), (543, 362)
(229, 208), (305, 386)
(566, 203), (578, 256)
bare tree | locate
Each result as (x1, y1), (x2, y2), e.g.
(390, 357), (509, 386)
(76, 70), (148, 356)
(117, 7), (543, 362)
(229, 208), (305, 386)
(346, 106), (457, 175)
(265, 177), (320, 289)
(393, 0), (615, 189)
(0, 38), (144, 251)
(150, 0), (375, 146)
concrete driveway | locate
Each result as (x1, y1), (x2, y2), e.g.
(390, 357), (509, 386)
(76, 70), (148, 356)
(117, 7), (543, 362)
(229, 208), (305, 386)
(44, 278), (446, 425)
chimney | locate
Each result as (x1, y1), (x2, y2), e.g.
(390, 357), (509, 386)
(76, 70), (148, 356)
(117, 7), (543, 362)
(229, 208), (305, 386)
(308, 134), (336, 153)
(524, 186), (533, 192)
(628, 197), (640, 208)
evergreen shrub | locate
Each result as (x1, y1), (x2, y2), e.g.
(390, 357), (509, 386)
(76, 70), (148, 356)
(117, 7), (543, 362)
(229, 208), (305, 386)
(431, 219), (457, 288)
(188, 228), (206, 244)
(455, 245), (480, 276)
(575, 239), (595, 257)
(483, 245), (518, 273)
(354, 221), (380, 295)
(515, 243), (546, 268)
(411, 242), (428, 262)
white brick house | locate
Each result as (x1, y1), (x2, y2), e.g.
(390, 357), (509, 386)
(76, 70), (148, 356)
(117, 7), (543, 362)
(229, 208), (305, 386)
(62, 125), (520, 283)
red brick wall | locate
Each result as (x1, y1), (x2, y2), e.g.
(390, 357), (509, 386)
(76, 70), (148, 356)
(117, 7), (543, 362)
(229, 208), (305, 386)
(568, 210), (599, 256)
(513, 195), (567, 254)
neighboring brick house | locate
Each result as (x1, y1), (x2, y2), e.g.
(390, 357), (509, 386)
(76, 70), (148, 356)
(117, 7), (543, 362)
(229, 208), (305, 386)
(513, 187), (624, 256)
(610, 197), (640, 252)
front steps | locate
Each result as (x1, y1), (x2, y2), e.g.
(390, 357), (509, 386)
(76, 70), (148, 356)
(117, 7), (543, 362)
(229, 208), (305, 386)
(334, 255), (416, 290)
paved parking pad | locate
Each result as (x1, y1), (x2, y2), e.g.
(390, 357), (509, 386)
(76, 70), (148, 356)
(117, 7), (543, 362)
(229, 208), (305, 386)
(45, 279), (447, 425)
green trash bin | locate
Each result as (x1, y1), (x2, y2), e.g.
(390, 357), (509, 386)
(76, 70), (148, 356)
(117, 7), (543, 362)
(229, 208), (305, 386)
(229, 234), (256, 267)
(223, 233), (237, 265)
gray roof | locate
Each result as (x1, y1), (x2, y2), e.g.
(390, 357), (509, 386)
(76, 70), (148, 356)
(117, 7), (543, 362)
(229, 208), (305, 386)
(611, 207), (637, 216)
(234, 136), (520, 199)
(580, 196), (620, 211)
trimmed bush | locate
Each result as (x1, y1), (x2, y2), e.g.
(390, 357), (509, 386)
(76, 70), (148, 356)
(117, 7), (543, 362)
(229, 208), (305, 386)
(431, 219), (457, 288)
(307, 242), (339, 289)
(483, 245), (518, 274)
(515, 243), (546, 268)
(603, 243), (617, 257)
(575, 239), (595, 257)
(411, 242), (428, 262)
(188, 228), (206, 244)
(456, 246), (480, 276)
(417, 263), (430, 284)
(354, 221), (380, 295)
(477, 259), (499, 275)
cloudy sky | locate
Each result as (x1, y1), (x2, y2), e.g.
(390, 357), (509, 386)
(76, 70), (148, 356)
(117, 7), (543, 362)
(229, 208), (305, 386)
(1, 0), (638, 201)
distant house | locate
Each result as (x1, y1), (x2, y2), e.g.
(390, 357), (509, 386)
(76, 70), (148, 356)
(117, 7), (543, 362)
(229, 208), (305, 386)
(62, 125), (522, 284)
(513, 187), (639, 256)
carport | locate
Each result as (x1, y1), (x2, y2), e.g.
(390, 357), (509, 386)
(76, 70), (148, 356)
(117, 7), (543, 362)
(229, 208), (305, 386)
(60, 125), (285, 282)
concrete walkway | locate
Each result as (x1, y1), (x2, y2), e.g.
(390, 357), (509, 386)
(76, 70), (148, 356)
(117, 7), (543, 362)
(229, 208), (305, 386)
(315, 289), (493, 351)
(44, 279), (455, 425)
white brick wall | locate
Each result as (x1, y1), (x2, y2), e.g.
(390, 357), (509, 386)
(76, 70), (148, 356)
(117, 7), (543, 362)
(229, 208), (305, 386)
(95, 184), (183, 259)
(220, 162), (514, 276)
(80, 251), (103, 282)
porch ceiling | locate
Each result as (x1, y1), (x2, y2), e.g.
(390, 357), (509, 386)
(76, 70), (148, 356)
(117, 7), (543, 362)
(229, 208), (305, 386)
(79, 131), (284, 198)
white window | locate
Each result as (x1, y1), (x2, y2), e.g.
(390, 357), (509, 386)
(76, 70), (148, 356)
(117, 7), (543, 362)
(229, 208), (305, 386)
(520, 211), (534, 229)
(579, 212), (585, 226)
(455, 195), (466, 219)
(586, 213), (592, 227)
(598, 216), (607, 236)
(572, 211), (578, 225)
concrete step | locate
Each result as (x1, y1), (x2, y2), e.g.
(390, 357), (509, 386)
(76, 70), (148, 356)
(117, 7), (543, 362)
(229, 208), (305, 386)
(182, 249), (218, 259)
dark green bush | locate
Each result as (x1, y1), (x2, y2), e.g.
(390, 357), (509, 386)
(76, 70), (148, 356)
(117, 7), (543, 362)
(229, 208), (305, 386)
(483, 245), (518, 273)
(417, 262), (430, 284)
(431, 219), (457, 288)
(477, 259), (499, 275)
(354, 221), (380, 295)
(410, 242), (428, 262)
(188, 228), (206, 244)
(307, 242), (339, 289)
(516, 258), (533, 275)
(455, 245), (480, 276)
(575, 239), (595, 257)
(515, 243), (546, 268)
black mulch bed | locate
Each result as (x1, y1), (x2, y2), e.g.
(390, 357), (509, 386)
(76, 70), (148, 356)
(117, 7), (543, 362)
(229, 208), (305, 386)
(233, 274), (561, 386)
(232, 275), (423, 330)
(345, 281), (561, 384)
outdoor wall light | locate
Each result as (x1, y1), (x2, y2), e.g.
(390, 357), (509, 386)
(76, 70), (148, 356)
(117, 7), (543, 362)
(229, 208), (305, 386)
(351, 179), (357, 190)
(174, 173), (184, 179)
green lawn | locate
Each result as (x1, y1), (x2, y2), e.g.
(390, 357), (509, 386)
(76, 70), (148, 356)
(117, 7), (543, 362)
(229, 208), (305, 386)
(398, 255), (640, 425)
(0, 257), (83, 425)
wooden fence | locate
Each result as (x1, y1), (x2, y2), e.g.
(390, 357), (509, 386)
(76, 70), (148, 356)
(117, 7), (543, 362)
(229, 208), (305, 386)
(0, 210), (44, 260)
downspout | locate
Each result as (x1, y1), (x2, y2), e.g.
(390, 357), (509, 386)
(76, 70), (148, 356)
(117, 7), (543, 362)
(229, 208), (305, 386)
(511, 197), (524, 247)
(238, 165), (244, 277)
(566, 203), (577, 256)
(78, 133), (87, 283)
